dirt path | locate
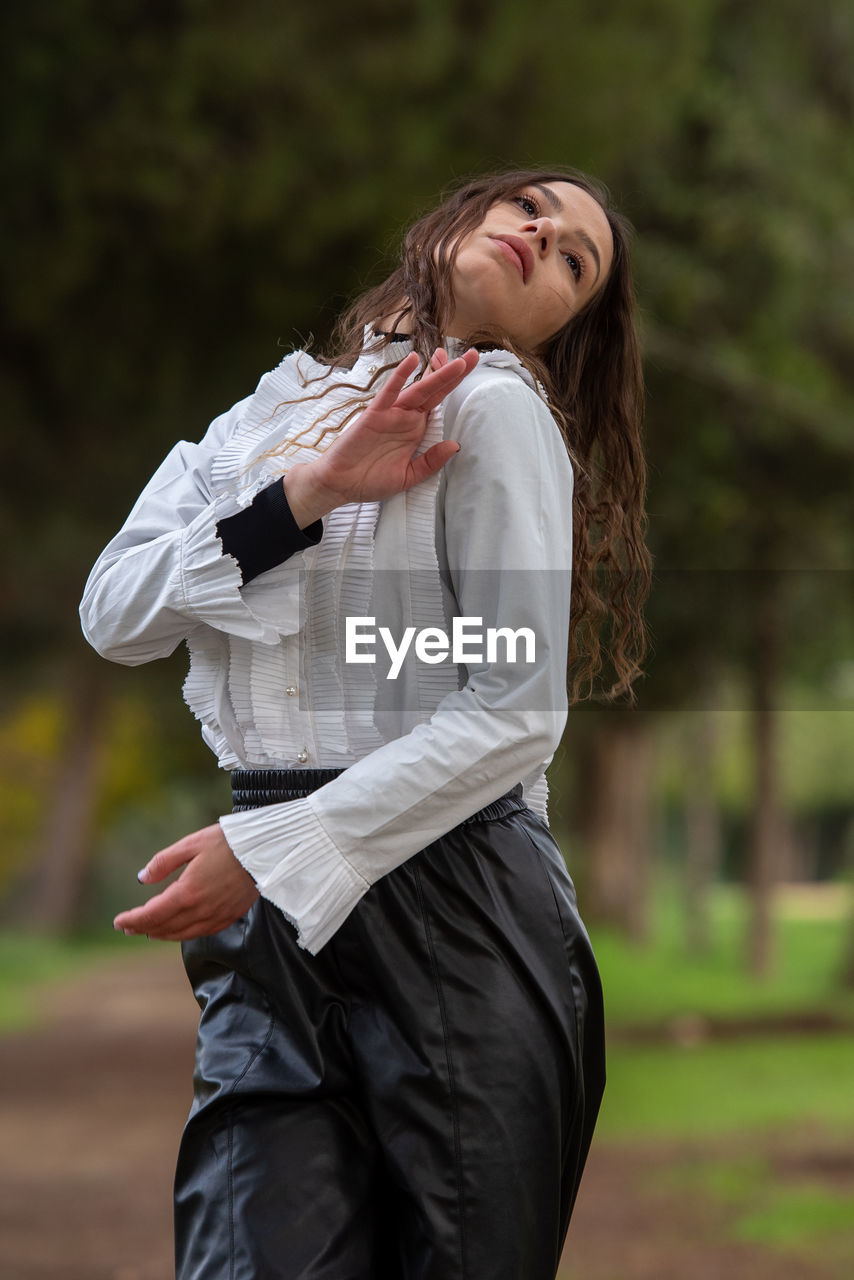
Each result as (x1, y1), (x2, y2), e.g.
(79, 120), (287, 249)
(0, 949), (195, 1280)
(0, 950), (840, 1279)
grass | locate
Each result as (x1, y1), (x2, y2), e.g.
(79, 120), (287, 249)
(584, 883), (854, 1272)
(737, 1177), (854, 1259)
(597, 1033), (854, 1140)
(735, 1184), (854, 1265)
(652, 1147), (854, 1270)
(588, 882), (854, 1141)
(589, 881), (854, 1027)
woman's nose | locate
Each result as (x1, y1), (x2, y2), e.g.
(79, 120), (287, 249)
(521, 216), (557, 254)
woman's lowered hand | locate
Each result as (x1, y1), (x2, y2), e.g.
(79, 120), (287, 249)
(113, 824), (259, 941)
(283, 347), (477, 528)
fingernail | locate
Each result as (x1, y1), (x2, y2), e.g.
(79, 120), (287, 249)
(137, 868), (148, 884)
(123, 929), (134, 937)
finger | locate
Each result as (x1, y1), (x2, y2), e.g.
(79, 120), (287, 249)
(133, 912), (218, 941)
(407, 349), (478, 403)
(405, 440), (461, 486)
(368, 350), (421, 412)
(397, 350), (478, 413)
(138, 836), (195, 885)
(113, 880), (190, 934)
(139, 924), (211, 942)
(145, 902), (251, 941)
(139, 821), (225, 884)
(120, 896), (250, 941)
(430, 348), (449, 371)
(140, 917), (229, 942)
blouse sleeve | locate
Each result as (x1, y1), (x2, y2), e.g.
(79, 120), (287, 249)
(79, 396), (321, 666)
(219, 370), (574, 954)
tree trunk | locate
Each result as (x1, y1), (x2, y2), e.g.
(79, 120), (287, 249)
(745, 579), (784, 977)
(25, 666), (107, 933)
(682, 708), (723, 956)
(583, 715), (654, 942)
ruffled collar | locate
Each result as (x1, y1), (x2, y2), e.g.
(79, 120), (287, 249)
(357, 325), (546, 399)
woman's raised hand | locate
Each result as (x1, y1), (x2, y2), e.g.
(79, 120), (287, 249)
(283, 347), (477, 528)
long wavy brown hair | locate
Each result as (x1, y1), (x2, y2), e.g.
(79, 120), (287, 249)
(275, 167), (652, 704)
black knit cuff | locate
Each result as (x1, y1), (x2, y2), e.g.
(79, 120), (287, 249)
(216, 480), (323, 585)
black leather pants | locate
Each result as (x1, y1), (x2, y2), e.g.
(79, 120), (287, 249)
(175, 781), (606, 1279)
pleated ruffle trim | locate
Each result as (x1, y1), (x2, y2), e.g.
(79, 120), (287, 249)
(180, 498), (303, 646)
(219, 796), (369, 954)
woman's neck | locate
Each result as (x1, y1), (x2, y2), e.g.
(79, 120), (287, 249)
(373, 304), (413, 337)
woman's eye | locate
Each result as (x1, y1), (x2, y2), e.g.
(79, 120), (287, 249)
(564, 252), (584, 282)
(514, 194), (540, 217)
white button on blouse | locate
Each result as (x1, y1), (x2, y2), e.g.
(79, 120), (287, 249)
(80, 333), (575, 954)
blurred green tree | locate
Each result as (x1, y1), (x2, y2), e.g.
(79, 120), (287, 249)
(626, 0), (854, 971)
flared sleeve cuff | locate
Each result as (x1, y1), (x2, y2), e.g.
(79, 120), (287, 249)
(178, 498), (300, 642)
(219, 797), (371, 954)
(216, 480), (323, 585)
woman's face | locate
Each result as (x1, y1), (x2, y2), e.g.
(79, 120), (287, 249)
(445, 181), (615, 350)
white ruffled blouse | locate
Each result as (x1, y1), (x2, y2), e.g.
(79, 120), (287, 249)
(80, 333), (575, 954)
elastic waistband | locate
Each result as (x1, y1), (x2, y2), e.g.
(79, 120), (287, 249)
(231, 768), (345, 810)
(230, 768), (527, 825)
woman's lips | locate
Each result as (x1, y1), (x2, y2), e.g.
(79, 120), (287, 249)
(490, 235), (533, 283)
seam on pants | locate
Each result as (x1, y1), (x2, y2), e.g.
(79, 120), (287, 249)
(226, 911), (276, 1280)
(413, 864), (468, 1279)
(232, 910), (277, 1094)
(227, 1107), (236, 1280)
(518, 821), (584, 1071)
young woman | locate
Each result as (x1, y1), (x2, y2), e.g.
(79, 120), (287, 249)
(80, 167), (650, 1280)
